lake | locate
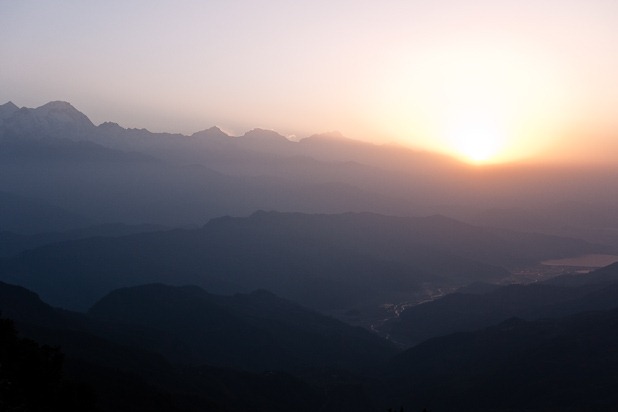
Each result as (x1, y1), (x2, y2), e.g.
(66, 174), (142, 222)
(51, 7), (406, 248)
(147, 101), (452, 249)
(542, 254), (618, 268)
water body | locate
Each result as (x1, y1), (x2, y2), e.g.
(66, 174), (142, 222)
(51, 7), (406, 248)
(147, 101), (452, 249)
(542, 254), (618, 268)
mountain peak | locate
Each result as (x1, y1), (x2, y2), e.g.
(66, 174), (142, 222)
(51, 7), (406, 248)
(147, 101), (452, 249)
(0, 101), (19, 110)
(34, 101), (94, 126)
(0, 101), (20, 121)
(38, 100), (76, 110)
(241, 128), (289, 142)
(0, 100), (96, 139)
(191, 126), (229, 140)
(97, 121), (124, 132)
(303, 131), (347, 141)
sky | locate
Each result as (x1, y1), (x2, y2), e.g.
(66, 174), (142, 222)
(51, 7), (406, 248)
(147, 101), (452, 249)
(1, 0), (618, 164)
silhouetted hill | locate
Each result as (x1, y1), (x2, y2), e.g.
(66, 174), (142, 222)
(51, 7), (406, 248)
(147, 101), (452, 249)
(0, 280), (70, 327)
(0, 281), (202, 411)
(0, 316), (96, 411)
(382, 308), (618, 411)
(89, 283), (396, 372)
(0, 281), (348, 411)
(384, 263), (618, 346)
(7, 278), (618, 411)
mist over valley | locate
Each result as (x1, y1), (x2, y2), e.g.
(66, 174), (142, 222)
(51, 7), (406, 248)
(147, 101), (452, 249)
(2, 101), (618, 411)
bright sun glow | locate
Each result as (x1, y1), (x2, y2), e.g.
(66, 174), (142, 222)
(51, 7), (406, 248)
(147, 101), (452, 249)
(377, 42), (572, 164)
(446, 115), (506, 163)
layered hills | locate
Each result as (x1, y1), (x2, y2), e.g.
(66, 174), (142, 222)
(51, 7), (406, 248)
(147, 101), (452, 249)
(88, 283), (396, 371)
(3, 100), (618, 411)
(382, 262), (618, 346)
(0, 211), (601, 312)
(0, 280), (391, 411)
(4, 269), (618, 411)
(2, 101), (618, 248)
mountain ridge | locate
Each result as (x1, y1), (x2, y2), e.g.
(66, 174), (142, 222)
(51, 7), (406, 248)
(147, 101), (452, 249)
(382, 262), (618, 346)
(0, 280), (331, 411)
(381, 306), (618, 411)
(0, 210), (602, 312)
(88, 282), (397, 372)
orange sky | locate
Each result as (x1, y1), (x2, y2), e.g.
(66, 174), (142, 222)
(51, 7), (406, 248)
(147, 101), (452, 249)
(2, 1), (617, 164)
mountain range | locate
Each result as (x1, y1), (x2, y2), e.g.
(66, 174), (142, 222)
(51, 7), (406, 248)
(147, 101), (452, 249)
(3, 101), (618, 248)
(4, 99), (618, 411)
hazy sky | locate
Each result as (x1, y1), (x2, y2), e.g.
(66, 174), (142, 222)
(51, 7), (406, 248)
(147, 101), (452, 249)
(2, 1), (617, 163)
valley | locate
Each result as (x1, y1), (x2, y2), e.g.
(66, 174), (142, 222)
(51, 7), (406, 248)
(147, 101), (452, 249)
(4, 0), (618, 408)
(2, 101), (618, 411)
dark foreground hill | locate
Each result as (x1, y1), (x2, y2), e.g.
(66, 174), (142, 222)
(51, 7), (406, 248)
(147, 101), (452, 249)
(5, 279), (618, 411)
(0, 281), (394, 374)
(0, 317), (96, 411)
(383, 262), (618, 346)
(0, 211), (600, 312)
(0, 280), (394, 411)
(381, 308), (618, 411)
(88, 283), (396, 372)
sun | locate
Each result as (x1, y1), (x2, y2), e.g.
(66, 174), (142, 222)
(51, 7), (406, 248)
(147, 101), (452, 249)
(445, 116), (507, 164)
(452, 129), (499, 163)
(376, 42), (573, 164)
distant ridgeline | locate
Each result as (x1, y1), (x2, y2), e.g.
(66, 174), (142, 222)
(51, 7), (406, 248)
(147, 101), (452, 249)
(2, 100), (618, 250)
(0, 210), (602, 312)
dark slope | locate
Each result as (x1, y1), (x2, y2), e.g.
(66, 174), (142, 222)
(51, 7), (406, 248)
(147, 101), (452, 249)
(0, 281), (212, 411)
(382, 308), (618, 412)
(0, 317), (96, 411)
(89, 283), (396, 372)
(385, 263), (618, 346)
(0, 281), (194, 375)
(0, 281), (353, 411)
